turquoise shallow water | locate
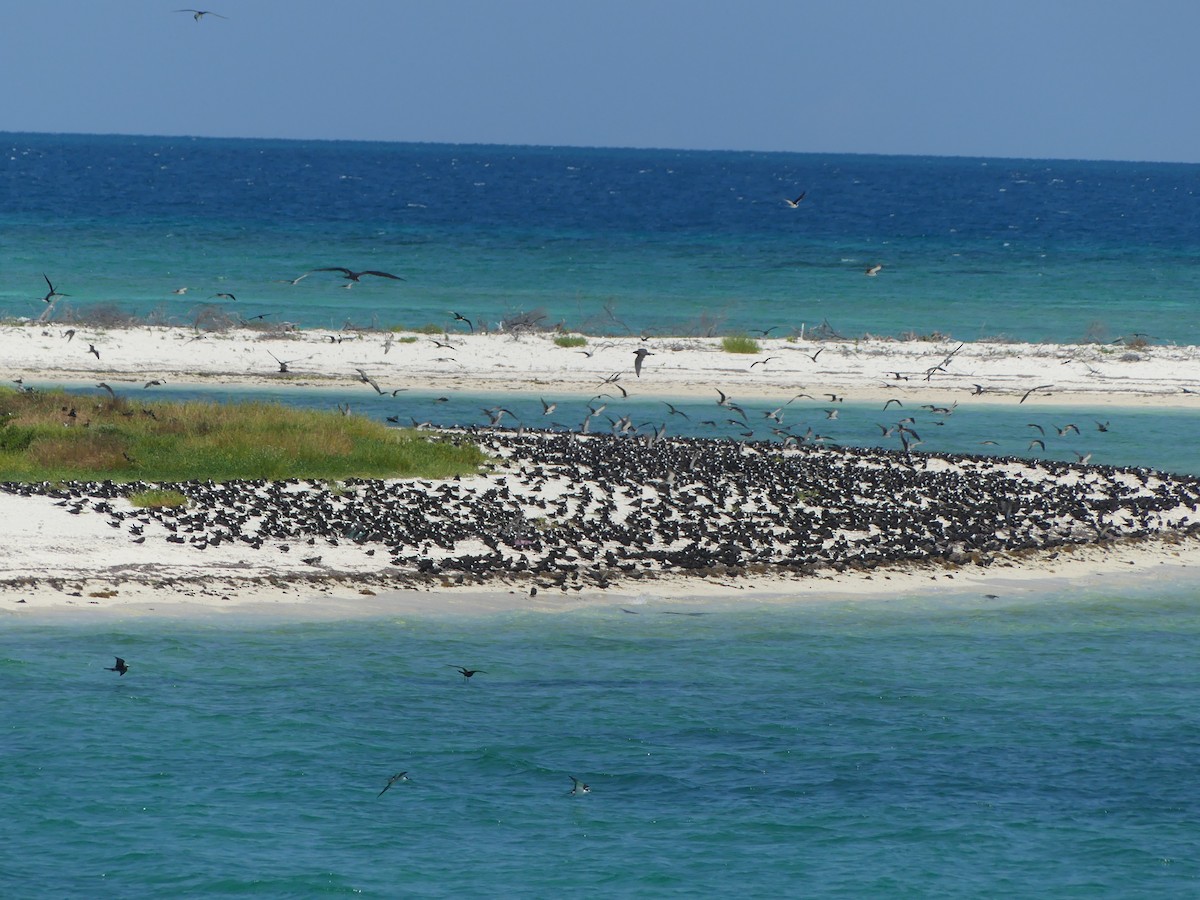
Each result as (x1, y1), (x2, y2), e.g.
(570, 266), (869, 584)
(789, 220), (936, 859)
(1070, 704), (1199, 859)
(3, 588), (1199, 896)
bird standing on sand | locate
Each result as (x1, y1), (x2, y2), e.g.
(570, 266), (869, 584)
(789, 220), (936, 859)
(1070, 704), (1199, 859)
(633, 348), (653, 377)
(106, 657), (129, 676)
(378, 772), (409, 797)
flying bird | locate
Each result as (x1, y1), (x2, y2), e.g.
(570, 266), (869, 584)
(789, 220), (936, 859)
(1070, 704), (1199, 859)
(567, 776), (591, 796)
(177, 9), (227, 20)
(632, 348), (653, 377)
(1019, 384), (1053, 404)
(447, 665), (486, 681)
(451, 311), (474, 332)
(783, 192), (806, 208)
(212, 292), (237, 301)
(106, 657), (129, 676)
(41, 274), (69, 303)
(88, 344), (101, 360)
(865, 264), (883, 276)
(313, 267), (405, 283)
(378, 772), (409, 797)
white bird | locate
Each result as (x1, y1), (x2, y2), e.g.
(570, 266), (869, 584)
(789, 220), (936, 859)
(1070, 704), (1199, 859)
(567, 776), (591, 796)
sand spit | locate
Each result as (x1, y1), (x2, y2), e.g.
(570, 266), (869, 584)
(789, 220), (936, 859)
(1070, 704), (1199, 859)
(4, 430), (1200, 616)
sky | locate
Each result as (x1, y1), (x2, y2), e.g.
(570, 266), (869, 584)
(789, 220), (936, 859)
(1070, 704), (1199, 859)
(3, 1), (1199, 162)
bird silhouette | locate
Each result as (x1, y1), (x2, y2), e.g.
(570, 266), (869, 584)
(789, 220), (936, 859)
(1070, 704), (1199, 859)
(447, 665), (485, 681)
(106, 657), (129, 676)
(378, 772), (409, 797)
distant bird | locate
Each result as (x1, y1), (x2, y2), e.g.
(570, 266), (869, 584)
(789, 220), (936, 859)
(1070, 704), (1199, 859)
(177, 9), (227, 20)
(1074, 451), (1093, 464)
(313, 267), (405, 283)
(378, 772), (409, 797)
(212, 292), (237, 301)
(804, 348), (824, 363)
(633, 348), (653, 377)
(447, 665), (485, 681)
(749, 356), (778, 369)
(63, 328), (76, 342)
(970, 384), (986, 395)
(1095, 420), (1110, 433)
(540, 398), (557, 416)
(41, 274), (69, 303)
(88, 344), (101, 360)
(883, 398), (903, 409)
(1056, 423), (1080, 436)
(171, 287), (189, 295)
(567, 776), (591, 796)
(452, 311), (474, 332)
(267, 350), (313, 373)
(144, 380), (164, 389)
(663, 401), (689, 420)
(1028, 439), (1045, 451)
(97, 382), (116, 399)
(865, 264), (883, 276)
(1019, 384), (1053, 404)
(106, 657), (129, 676)
(355, 368), (384, 394)
(783, 192), (806, 208)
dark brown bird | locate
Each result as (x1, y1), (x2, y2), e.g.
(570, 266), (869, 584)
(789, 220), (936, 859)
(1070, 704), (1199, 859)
(313, 267), (405, 283)
(106, 657), (129, 676)
(447, 665), (486, 681)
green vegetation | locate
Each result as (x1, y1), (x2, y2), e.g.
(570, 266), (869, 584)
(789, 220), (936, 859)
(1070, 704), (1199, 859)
(721, 334), (761, 354)
(553, 335), (588, 348)
(0, 388), (486, 483)
(129, 488), (188, 509)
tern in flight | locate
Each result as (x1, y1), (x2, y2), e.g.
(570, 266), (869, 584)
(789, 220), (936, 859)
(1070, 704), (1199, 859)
(865, 264), (883, 276)
(177, 9), (227, 20)
(106, 657), (129, 676)
(633, 347), (653, 377)
(783, 192), (807, 208)
(41, 274), (69, 303)
(567, 776), (591, 796)
(313, 267), (405, 283)
(447, 665), (486, 681)
(377, 772), (409, 797)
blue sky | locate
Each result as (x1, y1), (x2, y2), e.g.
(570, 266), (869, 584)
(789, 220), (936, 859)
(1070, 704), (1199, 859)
(3, 1), (1198, 162)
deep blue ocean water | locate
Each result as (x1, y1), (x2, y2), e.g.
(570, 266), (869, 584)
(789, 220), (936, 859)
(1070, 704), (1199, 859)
(4, 133), (1200, 895)
(4, 132), (1200, 344)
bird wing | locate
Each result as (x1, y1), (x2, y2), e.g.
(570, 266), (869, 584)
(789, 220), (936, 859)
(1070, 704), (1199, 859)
(314, 267), (353, 277)
(362, 270), (405, 280)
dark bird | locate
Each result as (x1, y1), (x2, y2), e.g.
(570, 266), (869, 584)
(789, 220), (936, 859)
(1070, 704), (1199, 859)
(1095, 420), (1110, 433)
(378, 772), (409, 797)
(452, 311), (474, 332)
(177, 9), (227, 20)
(106, 657), (129, 676)
(212, 292), (237, 301)
(783, 192), (806, 208)
(1019, 384), (1053, 404)
(144, 380), (164, 389)
(663, 401), (689, 420)
(750, 357), (778, 368)
(355, 368), (384, 394)
(633, 348), (653, 377)
(804, 348), (824, 363)
(883, 398), (903, 409)
(1028, 439), (1045, 451)
(88, 344), (101, 360)
(97, 382), (116, 399)
(447, 665), (485, 681)
(567, 776), (591, 796)
(41, 273), (69, 303)
(313, 267), (405, 283)
(540, 398), (557, 416)
(1027, 423), (1045, 436)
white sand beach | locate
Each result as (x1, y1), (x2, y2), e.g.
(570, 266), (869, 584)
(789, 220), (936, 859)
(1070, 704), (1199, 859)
(3, 321), (1200, 619)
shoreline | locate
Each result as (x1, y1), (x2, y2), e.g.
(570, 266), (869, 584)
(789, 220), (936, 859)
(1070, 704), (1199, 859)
(5, 322), (1200, 620)
(3, 322), (1200, 408)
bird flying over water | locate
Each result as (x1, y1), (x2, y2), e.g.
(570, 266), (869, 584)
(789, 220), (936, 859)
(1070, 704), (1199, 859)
(313, 267), (405, 283)
(447, 665), (485, 681)
(784, 192), (806, 208)
(106, 657), (129, 676)
(177, 9), (227, 20)
(378, 772), (409, 797)
(41, 274), (68, 304)
(865, 264), (883, 276)
(567, 776), (591, 796)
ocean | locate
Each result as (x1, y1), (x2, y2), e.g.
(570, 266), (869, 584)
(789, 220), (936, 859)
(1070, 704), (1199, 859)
(4, 133), (1200, 345)
(3, 133), (1200, 895)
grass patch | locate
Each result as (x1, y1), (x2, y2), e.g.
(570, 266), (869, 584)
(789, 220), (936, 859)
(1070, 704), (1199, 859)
(0, 388), (486, 483)
(553, 335), (588, 348)
(721, 335), (761, 354)
(128, 489), (189, 509)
